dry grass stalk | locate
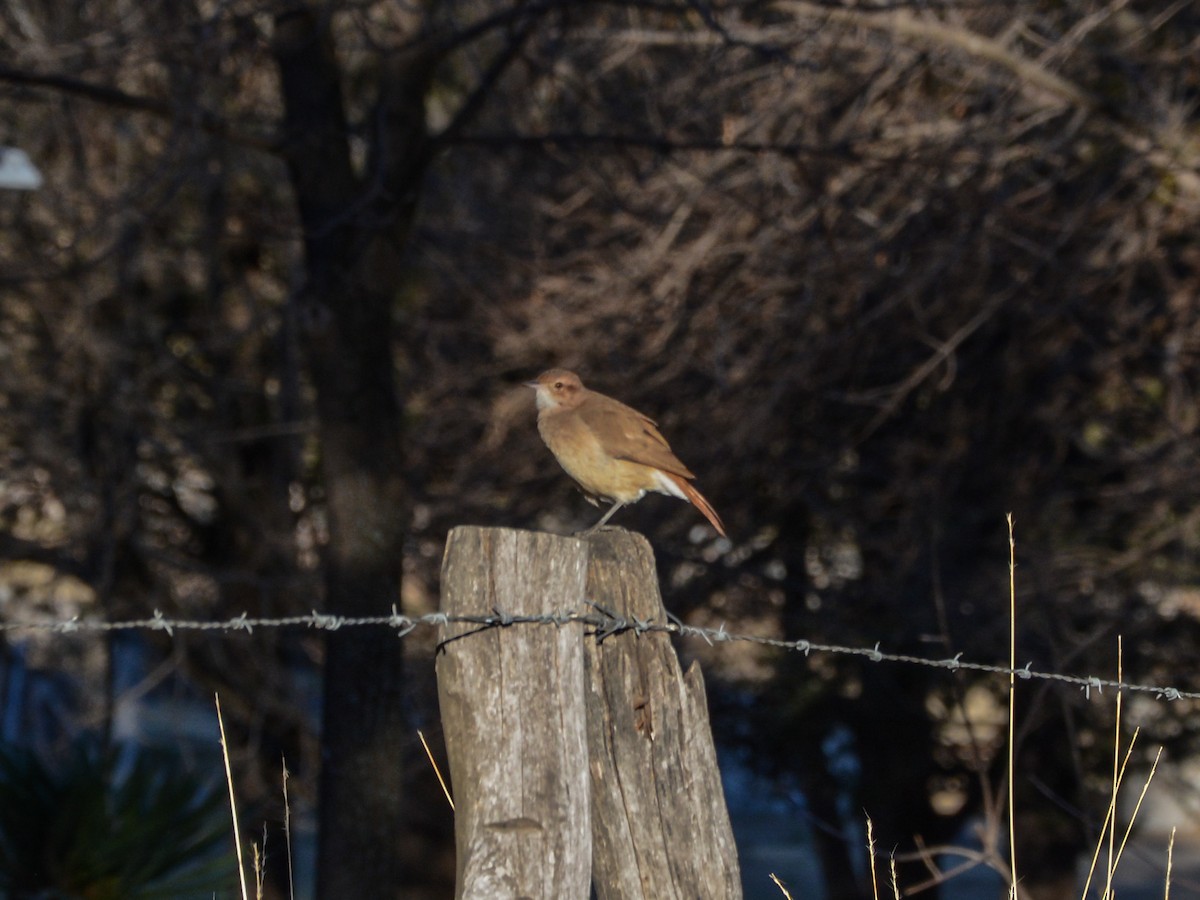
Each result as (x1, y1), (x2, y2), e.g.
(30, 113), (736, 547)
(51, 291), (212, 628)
(419, 729), (455, 811)
(217, 692), (251, 900)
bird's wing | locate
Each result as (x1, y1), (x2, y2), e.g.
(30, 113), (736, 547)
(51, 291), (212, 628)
(579, 396), (697, 479)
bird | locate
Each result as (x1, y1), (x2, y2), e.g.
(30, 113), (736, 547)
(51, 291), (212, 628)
(526, 368), (726, 537)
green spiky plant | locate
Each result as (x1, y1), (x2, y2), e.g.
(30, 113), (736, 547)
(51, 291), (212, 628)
(0, 738), (237, 899)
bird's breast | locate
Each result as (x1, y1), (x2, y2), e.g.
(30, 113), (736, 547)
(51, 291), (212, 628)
(538, 412), (658, 503)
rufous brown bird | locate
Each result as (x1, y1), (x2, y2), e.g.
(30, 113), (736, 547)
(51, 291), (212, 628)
(527, 368), (726, 537)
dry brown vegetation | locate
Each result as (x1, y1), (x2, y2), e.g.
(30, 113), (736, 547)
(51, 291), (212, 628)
(2, 1), (1199, 897)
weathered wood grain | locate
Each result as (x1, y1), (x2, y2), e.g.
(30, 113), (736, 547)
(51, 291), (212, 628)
(436, 526), (591, 900)
(584, 529), (743, 900)
(437, 525), (741, 899)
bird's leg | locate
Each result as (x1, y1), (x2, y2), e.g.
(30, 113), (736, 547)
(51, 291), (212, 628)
(580, 500), (624, 535)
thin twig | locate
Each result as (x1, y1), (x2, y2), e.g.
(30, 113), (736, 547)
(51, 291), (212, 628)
(1006, 513), (1019, 899)
(1107, 640), (1124, 898)
(283, 758), (296, 900)
(419, 729), (455, 811)
(217, 693), (250, 900)
(1112, 746), (1163, 872)
(1165, 827), (1175, 900)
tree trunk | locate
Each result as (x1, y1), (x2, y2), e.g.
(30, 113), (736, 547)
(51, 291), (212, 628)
(271, 6), (429, 896)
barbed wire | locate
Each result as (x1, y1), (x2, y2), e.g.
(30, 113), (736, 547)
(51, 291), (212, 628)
(1, 603), (1196, 702)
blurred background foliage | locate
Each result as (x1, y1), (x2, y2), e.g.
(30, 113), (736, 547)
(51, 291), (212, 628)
(0, 737), (235, 898)
(2, 0), (1199, 897)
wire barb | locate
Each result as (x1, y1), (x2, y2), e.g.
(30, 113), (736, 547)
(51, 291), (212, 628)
(1, 608), (1196, 701)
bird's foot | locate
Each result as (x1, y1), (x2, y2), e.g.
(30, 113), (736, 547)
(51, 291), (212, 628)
(575, 524), (624, 537)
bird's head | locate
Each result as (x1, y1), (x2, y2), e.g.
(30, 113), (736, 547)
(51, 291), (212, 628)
(526, 368), (586, 411)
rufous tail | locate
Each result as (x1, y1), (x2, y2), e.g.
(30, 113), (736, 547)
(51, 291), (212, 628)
(665, 473), (727, 537)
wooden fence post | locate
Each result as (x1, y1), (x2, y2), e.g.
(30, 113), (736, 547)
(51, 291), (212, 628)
(584, 529), (742, 900)
(437, 526), (742, 899)
(436, 526), (592, 900)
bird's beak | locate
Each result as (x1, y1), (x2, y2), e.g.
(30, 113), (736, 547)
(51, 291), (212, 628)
(524, 380), (540, 389)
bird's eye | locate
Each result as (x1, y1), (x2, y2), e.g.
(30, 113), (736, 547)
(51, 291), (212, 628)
(554, 382), (563, 389)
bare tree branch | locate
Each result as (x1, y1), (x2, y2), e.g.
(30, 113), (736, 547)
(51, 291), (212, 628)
(0, 64), (280, 152)
(775, 1), (1096, 109)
